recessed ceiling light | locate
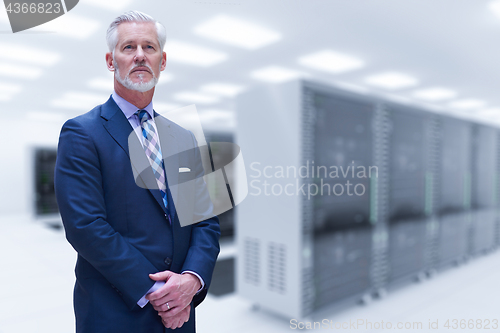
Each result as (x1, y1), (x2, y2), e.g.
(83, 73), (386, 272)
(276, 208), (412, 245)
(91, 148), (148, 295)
(165, 41), (227, 67)
(157, 73), (173, 85)
(476, 107), (500, 116)
(332, 81), (370, 94)
(51, 91), (109, 110)
(251, 66), (303, 83)
(199, 109), (236, 129)
(0, 82), (22, 94)
(0, 94), (12, 102)
(489, 0), (500, 18)
(412, 87), (457, 101)
(200, 83), (245, 97)
(194, 15), (281, 50)
(448, 99), (486, 110)
(83, 0), (133, 10)
(0, 63), (43, 80)
(88, 77), (114, 91)
(365, 72), (418, 90)
(384, 93), (413, 105)
(173, 92), (220, 104)
(154, 102), (182, 113)
(0, 43), (60, 66)
(25, 111), (65, 122)
(34, 14), (100, 39)
(298, 50), (364, 74)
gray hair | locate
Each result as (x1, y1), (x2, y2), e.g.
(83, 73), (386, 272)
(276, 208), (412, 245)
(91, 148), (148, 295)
(106, 10), (166, 54)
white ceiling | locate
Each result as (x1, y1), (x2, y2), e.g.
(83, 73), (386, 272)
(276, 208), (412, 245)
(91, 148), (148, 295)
(1, 0), (500, 130)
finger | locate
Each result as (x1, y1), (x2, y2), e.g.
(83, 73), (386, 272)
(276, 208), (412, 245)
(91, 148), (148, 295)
(149, 295), (176, 308)
(153, 300), (179, 312)
(159, 303), (189, 318)
(162, 316), (177, 329)
(149, 270), (174, 281)
(169, 318), (182, 330)
(147, 283), (177, 301)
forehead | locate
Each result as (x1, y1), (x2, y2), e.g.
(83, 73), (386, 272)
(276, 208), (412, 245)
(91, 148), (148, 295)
(116, 21), (158, 45)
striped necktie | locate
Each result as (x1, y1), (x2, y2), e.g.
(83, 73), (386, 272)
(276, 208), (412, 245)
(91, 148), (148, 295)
(136, 110), (169, 210)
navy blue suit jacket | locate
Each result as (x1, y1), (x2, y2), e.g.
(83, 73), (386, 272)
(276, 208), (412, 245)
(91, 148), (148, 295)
(54, 96), (220, 333)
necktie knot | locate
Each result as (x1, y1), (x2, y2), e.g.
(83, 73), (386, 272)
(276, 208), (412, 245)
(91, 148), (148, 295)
(137, 110), (149, 125)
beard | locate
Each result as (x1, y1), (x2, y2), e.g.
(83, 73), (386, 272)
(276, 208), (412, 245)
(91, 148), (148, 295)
(114, 60), (160, 93)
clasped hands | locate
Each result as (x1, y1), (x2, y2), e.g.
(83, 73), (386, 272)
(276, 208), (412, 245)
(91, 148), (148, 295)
(145, 271), (201, 330)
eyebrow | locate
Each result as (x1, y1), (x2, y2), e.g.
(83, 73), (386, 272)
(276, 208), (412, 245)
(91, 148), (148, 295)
(121, 39), (158, 46)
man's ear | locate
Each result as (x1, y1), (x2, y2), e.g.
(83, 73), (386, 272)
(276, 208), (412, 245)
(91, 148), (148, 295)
(160, 51), (167, 71)
(106, 52), (115, 72)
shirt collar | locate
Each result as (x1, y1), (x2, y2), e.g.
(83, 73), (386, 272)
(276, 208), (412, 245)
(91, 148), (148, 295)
(112, 91), (154, 120)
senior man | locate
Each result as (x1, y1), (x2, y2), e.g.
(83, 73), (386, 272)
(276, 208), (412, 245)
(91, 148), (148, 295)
(54, 11), (220, 333)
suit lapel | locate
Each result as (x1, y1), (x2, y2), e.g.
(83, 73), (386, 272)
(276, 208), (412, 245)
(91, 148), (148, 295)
(100, 97), (166, 213)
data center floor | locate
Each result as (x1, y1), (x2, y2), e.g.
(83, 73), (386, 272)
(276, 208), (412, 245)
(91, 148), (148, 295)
(0, 215), (499, 333)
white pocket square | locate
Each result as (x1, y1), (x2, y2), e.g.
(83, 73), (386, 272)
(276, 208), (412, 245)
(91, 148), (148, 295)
(179, 167), (191, 173)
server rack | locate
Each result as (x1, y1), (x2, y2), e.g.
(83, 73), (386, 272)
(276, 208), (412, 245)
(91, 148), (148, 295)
(34, 148), (59, 216)
(470, 125), (497, 255)
(204, 131), (235, 240)
(236, 79), (500, 318)
(436, 118), (471, 268)
(311, 89), (374, 310)
(386, 107), (429, 285)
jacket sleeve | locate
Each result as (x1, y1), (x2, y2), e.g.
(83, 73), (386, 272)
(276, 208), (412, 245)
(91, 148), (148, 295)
(54, 118), (158, 309)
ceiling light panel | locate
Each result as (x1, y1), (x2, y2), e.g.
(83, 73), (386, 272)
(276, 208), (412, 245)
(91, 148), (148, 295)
(154, 102), (182, 113)
(0, 42), (60, 66)
(88, 77), (114, 91)
(157, 73), (174, 85)
(199, 109), (235, 121)
(298, 50), (364, 74)
(165, 41), (227, 67)
(83, 0), (133, 10)
(194, 15), (281, 50)
(412, 87), (457, 101)
(201, 83), (245, 97)
(364, 72), (418, 90)
(0, 63), (43, 80)
(0, 82), (22, 94)
(35, 14), (100, 39)
(25, 111), (65, 122)
(51, 91), (109, 110)
(477, 107), (500, 116)
(0, 94), (12, 102)
(448, 99), (487, 110)
(173, 92), (220, 104)
(251, 66), (303, 83)
(489, 0), (500, 19)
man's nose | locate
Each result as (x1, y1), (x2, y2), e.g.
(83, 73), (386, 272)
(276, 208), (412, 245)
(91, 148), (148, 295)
(134, 46), (146, 62)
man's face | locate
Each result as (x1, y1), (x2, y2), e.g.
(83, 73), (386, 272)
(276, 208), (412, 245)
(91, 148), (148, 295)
(108, 21), (166, 92)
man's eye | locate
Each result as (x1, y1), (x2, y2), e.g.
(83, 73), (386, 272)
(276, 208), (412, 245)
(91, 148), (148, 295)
(124, 45), (132, 49)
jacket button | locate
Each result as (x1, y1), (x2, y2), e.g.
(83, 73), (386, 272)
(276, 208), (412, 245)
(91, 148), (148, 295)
(164, 257), (172, 265)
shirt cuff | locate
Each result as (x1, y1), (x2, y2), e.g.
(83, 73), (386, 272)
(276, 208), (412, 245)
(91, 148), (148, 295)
(181, 270), (204, 294)
(137, 281), (165, 308)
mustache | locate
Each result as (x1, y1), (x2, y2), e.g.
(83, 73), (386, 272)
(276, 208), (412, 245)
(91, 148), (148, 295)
(129, 62), (154, 74)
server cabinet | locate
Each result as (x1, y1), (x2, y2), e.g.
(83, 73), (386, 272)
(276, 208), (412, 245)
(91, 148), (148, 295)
(311, 90), (374, 310)
(437, 118), (471, 267)
(470, 125), (497, 254)
(236, 81), (381, 318)
(204, 131), (235, 240)
(236, 79), (500, 318)
(34, 148), (59, 216)
(386, 107), (428, 284)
